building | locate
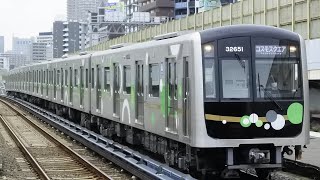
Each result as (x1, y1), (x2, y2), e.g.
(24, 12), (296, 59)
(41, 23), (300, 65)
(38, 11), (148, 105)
(138, 0), (175, 19)
(35, 32), (53, 61)
(0, 36), (4, 53)
(63, 21), (80, 55)
(32, 42), (47, 62)
(54, 20), (86, 57)
(37, 32), (53, 44)
(122, 0), (140, 19)
(67, 0), (101, 22)
(0, 55), (9, 70)
(174, 0), (237, 19)
(0, 51), (27, 69)
(174, 0), (197, 19)
(12, 37), (34, 66)
(53, 21), (65, 58)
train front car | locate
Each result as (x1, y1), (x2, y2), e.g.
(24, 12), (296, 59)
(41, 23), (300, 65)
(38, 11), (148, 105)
(194, 25), (309, 178)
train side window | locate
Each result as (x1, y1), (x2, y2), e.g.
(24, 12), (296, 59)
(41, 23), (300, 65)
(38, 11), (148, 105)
(65, 69), (68, 86)
(50, 71), (53, 84)
(85, 69), (89, 88)
(74, 69), (78, 87)
(55, 69), (58, 85)
(70, 67), (73, 87)
(97, 65), (101, 90)
(123, 66), (131, 94)
(44, 71), (46, 84)
(149, 64), (160, 97)
(58, 70), (61, 86)
(80, 66), (84, 88)
(104, 67), (110, 92)
(91, 68), (95, 88)
(46, 70), (49, 84)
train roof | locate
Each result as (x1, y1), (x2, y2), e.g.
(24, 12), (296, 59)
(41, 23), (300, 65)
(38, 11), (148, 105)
(200, 24), (300, 44)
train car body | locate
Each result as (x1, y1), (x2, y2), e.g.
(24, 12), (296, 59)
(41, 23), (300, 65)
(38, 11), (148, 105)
(4, 25), (309, 178)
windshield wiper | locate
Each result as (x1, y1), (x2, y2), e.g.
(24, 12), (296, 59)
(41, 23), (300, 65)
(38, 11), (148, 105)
(234, 53), (245, 71)
(257, 73), (283, 111)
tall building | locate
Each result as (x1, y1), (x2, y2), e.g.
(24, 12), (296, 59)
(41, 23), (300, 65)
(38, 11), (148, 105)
(122, 0), (140, 19)
(67, 0), (101, 22)
(12, 37), (34, 66)
(63, 21), (80, 55)
(37, 32), (53, 44)
(0, 36), (4, 53)
(54, 20), (86, 58)
(53, 21), (65, 58)
(32, 42), (47, 62)
(34, 32), (53, 61)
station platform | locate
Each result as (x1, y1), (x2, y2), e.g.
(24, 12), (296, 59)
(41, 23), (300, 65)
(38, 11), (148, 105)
(285, 131), (320, 168)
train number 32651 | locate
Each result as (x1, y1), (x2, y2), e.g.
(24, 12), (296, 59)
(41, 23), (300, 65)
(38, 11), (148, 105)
(225, 47), (244, 52)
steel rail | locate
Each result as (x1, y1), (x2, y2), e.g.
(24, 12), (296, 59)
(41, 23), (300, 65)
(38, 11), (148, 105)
(0, 98), (112, 180)
(2, 96), (195, 180)
(0, 114), (51, 180)
(283, 158), (320, 180)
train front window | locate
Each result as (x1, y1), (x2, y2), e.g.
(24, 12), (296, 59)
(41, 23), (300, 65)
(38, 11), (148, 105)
(221, 59), (250, 99)
(254, 40), (302, 99)
(255, 59), (301, 99)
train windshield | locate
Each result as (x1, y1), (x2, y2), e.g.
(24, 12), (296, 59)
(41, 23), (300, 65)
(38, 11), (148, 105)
(254, 38), (302, 100)
(203, 37), (302, 101)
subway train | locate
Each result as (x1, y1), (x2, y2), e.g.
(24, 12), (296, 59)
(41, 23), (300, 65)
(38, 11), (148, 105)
(4, 25), (309, 178)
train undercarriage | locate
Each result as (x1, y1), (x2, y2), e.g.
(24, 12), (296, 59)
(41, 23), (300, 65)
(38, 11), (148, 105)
(10, 91), (283, 179)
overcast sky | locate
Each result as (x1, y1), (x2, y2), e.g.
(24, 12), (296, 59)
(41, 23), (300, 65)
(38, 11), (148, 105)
(0, 0), (67, 51)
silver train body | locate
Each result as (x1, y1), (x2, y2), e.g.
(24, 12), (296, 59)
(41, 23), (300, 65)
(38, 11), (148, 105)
(5, 25), (309, 178)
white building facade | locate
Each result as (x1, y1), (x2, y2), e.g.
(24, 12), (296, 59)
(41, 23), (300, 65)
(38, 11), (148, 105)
(67, 0), (101, 22)
(12, 37), (34, 66)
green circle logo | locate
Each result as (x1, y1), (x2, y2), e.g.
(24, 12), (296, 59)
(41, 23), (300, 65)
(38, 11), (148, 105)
(287, 103), (303, 124)
(240, 115), (251, 128)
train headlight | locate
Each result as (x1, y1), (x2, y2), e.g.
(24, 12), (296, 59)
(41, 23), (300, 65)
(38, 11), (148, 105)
(289, 46), (297, 53)
(204, 44), (213, 52)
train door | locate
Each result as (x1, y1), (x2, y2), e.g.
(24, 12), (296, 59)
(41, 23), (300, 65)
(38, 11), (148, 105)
(80, 66), (84, 107)
(166, 58), (178, 133)
(41, 70), (44, 95)
(69, 67), (73, 103)
(113, 63), (120, 118)
(46, 69), (49, 96)
(135, 61), (144, 124)
(182, 57), (190, 136)
(61, 68), (64, 101)
(96, 65), (102, 111)
(54, 69), (57, 99)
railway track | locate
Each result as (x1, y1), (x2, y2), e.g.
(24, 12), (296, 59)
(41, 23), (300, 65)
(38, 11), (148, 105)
(4, 95), (320, 180)
(1, 96), (194, 180)
(0, 98), (123, 180)
(282, 158), (320, 180)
